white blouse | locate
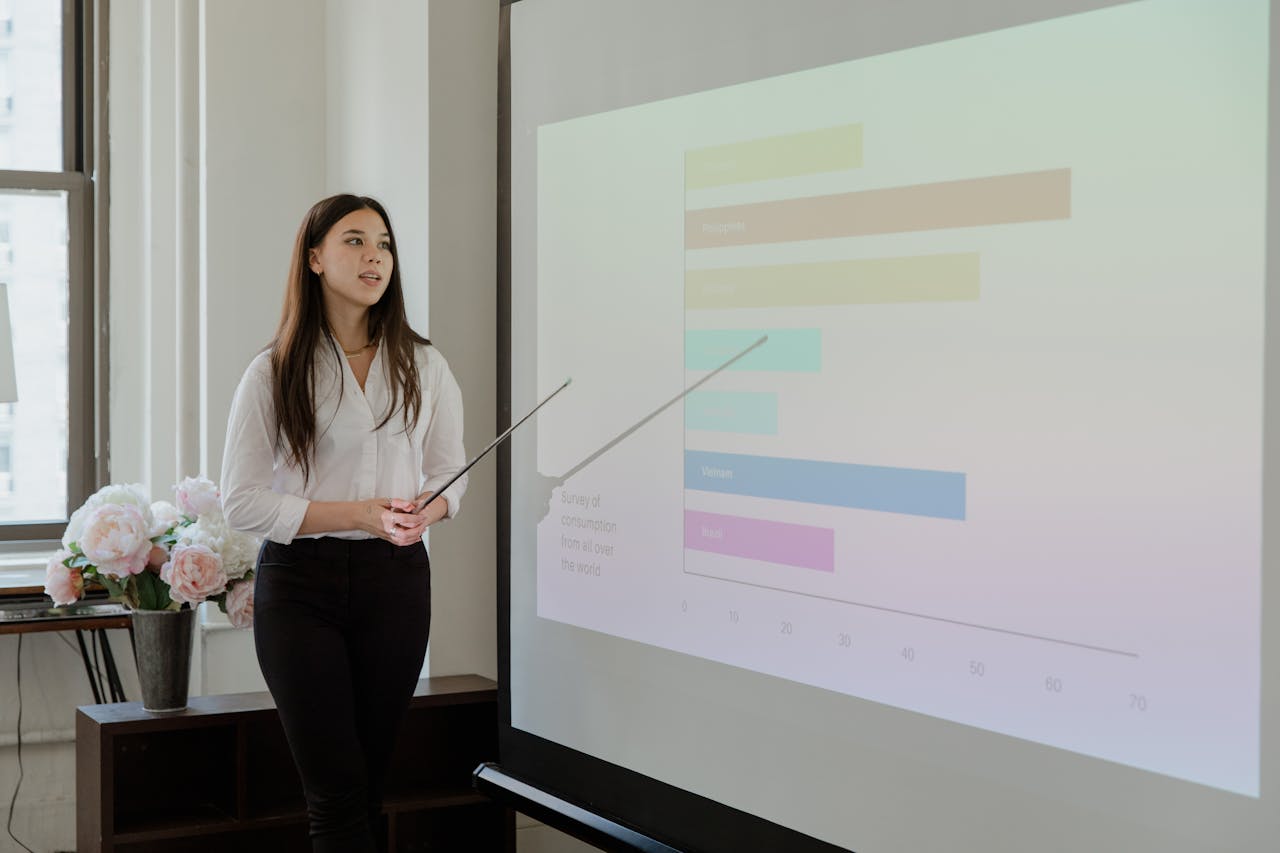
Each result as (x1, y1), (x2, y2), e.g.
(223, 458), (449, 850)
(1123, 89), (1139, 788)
(221, 340), (468, 544)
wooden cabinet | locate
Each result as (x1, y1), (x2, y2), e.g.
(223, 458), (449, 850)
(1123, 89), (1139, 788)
(76, 674), (513, 852)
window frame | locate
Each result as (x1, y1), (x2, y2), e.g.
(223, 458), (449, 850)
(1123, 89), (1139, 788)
(0, 0), (106, 542)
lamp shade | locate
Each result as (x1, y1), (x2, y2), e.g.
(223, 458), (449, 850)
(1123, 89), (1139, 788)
(0, 284), (18, 403)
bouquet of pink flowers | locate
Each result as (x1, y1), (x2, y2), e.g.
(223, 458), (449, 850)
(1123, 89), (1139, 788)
(45, 476), (259, 627)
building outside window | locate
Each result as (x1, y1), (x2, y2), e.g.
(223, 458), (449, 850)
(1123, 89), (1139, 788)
(0, 0), (100, 540)
(0, 437), (15, 497)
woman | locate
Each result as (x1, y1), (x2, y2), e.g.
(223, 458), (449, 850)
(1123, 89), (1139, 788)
(221, 194), (467, 852)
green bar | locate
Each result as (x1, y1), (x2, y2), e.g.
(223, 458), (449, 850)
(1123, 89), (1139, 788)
(685, 125), (863, 190)
(686, 391), (779, 435)
(685, 329), (821, 372)
(686, 253), (980, 309)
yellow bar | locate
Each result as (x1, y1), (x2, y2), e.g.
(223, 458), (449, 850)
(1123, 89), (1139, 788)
(685, 125), (863, 189)
(685, 253), (980, 309)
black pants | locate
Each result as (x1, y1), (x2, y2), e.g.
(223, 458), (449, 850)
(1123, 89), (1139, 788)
(254, 536), (431, 853)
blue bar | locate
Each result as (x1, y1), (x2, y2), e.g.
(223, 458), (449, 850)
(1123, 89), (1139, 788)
(685, 329), (821, 372)
(685, 450), (966, 520)
(685, 391), (779, 435)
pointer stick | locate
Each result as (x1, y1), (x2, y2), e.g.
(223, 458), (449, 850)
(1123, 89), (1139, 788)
(414, 377), (573, 513)
(557, 333), (768, 483)
(415, 332), (768, 515)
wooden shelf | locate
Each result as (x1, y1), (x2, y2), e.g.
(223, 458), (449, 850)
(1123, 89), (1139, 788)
(113, 812), (240, 845)
(76, 675), (514, 852)
(384, 787), (492, 812)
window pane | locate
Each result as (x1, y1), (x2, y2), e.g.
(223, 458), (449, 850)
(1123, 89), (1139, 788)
(0, 191), (68, 524)
(0, 0), (62, 171)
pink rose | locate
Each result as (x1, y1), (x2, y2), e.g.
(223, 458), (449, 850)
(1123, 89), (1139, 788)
(174, 476), (221, 517)
(224, 579), (254, 629)
(160, 544), (228, 605)
(44, 550), (84, 607)
(79, 503), (153, 578)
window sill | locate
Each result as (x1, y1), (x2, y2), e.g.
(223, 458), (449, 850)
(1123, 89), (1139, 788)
(0, 539), (59, 590)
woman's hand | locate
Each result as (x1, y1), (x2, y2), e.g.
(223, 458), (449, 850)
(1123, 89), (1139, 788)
(409, 493), (450, 527)
(297, 497), (442, 546)
(351, 497), (429, 547)
(378, 494), (449, 547)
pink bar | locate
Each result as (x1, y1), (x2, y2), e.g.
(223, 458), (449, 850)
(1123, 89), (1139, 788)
(684, 509), (834, 572)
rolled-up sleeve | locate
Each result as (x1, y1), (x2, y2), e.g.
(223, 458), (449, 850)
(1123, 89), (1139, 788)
(221, 359), (310, 543)
(421, 350), (468, 518)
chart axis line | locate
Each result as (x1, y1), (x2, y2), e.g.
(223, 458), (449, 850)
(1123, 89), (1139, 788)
(682, 569), (1139, 658)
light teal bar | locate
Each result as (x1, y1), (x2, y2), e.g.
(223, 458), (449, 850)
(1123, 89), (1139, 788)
(685, 391), (779, 435)
(685, 329), (821, 372)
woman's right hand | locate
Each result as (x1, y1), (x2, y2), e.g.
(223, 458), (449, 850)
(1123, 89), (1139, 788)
(351, 497), (429, 546)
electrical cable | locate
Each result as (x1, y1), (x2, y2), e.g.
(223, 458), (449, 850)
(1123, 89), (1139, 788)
(90, 631), (103, 701)
(6, 634), (37, 853)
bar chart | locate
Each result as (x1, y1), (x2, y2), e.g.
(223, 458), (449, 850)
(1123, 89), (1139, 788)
(682, 127), (1068, 589)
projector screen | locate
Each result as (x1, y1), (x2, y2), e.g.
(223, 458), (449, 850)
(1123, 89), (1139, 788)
(503, 1), (1279, 849)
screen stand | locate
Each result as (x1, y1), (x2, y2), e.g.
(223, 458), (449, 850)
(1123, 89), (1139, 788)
(473, 763), (682, 852)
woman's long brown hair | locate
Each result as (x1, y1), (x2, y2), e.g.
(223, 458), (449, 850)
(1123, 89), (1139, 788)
(269, 194), (429, 483)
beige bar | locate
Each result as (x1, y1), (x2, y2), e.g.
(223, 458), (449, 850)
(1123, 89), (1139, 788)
(686, 253), (979, 309)
(686, 168), (1070, 249)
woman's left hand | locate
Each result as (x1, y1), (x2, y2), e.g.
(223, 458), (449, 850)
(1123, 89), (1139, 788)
(384, 495), (448, 546)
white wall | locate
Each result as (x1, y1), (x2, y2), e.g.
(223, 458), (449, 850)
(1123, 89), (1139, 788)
(200, 0), (328, 485)
(424, 0), (499, 681)
(324, 0), (431, 335)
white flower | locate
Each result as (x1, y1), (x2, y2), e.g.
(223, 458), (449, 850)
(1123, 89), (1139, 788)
(149, 500), (184, 537)
(63, 483), (154, 549)
(175, 508), (259, 580)
(174, 475), (221, 517)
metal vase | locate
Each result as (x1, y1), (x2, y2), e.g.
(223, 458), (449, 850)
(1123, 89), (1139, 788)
(132, 608), (196, 713)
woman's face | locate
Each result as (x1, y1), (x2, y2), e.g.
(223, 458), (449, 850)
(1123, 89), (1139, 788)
(308, 207), (394, 318)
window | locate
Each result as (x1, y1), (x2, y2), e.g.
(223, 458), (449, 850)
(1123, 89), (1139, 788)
(0, 49), (11, 119)
(0, 438), (15, 497)
(0, 0), (101, 540)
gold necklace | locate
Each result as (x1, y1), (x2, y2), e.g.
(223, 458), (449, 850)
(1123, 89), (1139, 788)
(342, 342), (374, 358)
